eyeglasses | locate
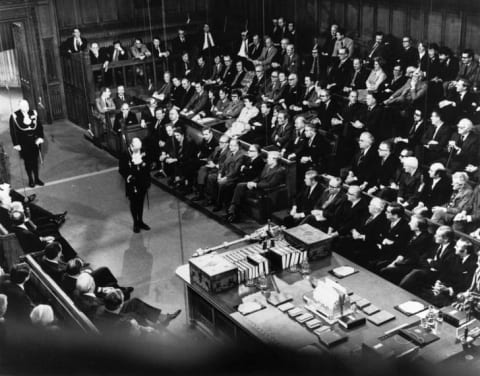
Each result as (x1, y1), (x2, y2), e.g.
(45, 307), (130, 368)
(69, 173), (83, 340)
(271, 75), (278, 78)
(288, 78), (295, 81)
(378, 148), (389, 152)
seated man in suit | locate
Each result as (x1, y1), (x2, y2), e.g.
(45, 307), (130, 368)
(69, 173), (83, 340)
(169, 127), (198, 192)
(446, 118), (480, 172)
(10, 210), (54, 254)
(0, 264), (34, 324)
(300, 176), (346, 231)
(431, 171), (473, 226)
(218, 90), (244, 120)
(40, 242), (67, 285)
(270, 110), (294, 154)
(193, 134), (230, 202)
(296, 123), (330, 177)
(113, 85), (133, 109)
(181, 81), (209, 120)
(379, 215), (433, 283)
(328, 185), (369, 237)
(414, 162), (452, 216)
(344, 131), (379, 188)
(421, 109), (452, 165)
(343, 197), (388, 264)
(366, 140), (399, 194)
(440, 78), (478, 123)
(113, 103), (138, 134)
(400, 226), (456, 295)
(371, 203), (412, 267)
(206, 138), (245, 211)
(130, 38), (151, 60)
(283, 170), (323, 228)
(226, 151), (286, 223)
(424, 238), (477, 307)
(396, 156), (423, 208)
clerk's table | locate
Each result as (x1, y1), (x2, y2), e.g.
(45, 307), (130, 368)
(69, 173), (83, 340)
(176, 234), (478, 364)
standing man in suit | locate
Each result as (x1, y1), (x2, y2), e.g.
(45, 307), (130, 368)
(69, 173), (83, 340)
(254, 37), (278, 70)
(10, 99), (45, 188)
(200, 23), (216, 59)
(61, 28), (88, 55)
(226, 151), (285, 223)
(119, 138), (151, 233)
(172, 29), (190, 57)
(397, 36), (419, 70)
(332, 28), (354, 59)
(283, 170), (323, 228)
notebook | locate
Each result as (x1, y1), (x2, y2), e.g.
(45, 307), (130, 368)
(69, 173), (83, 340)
(367, 310), (396, 326)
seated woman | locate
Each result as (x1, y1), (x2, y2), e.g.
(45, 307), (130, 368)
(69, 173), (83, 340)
(225, 95), (259, 137)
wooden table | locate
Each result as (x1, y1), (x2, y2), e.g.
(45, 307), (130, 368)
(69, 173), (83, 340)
(176, 250), (478, 364)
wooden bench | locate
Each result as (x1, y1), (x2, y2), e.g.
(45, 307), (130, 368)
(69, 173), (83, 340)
(24, 255), (99, 334)
(184, 118), (296, 223)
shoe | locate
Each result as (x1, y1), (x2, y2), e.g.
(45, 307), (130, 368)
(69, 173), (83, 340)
(25, 194), (36, 203)
(191, 194), (204, 202)
(35, 179), (45, 186)
(29, 181), (35, 188)
(227, 214), (238, 223)
(166, 309), (181, 321)
(212, 205), (223, 212)
(133, 225), (140, 233)
(138, 222), (150, 230)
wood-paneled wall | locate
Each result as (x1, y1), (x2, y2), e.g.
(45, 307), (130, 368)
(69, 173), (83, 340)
(212, 0), (480, 56)
(55, 0), (211, 36)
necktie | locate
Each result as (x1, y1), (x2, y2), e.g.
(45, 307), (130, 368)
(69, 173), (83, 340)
(458, 135), (465, 148)
(365, 215), (374, 225)
(113, 49), (118, 61)
(435, 245), (444, 260)
(120, 95), (124, 101)
(432, 126), (440, 140)
(350, 70), (359, 86)
(322, 193), (335, 209)
(74, 38), (78, 51)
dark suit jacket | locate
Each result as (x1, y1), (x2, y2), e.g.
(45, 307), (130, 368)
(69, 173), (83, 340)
(12, 226), (45, 253)
(178, 86), (196, 109)
(171, 36), (190, 55)
(346, 68), (369, 90)
(397, 231), (434, 268)
(443, 254), (478, 295)
(398, 170), (423, 206)
(397, 46), (419, 69)
(375, 155), (399, 187)
(113, 111), (138, 133)
(255, 163), (286, 190)
(361, 105), (385, 141)
(327, 59), (354, 91)
(140, 107), (157, 130)
(61, 36), (88, 54)
(382, 218), (412, 257)
(439, 57), (459, 81)
(421, 123), (452, 162)
(113, 94), (133, 110)
(420, 176), (452, 209)
(298, 134), (330, 166)
(184, 91), (209, 114)
(219, 65), (235, 86)
(426, 243), (456, 279)
(247, 74), (268, 99)
(248, 42), (263, 60)
(198, 137), (219, 160)
(271, 121), (294, 149)
(449, 132), (480, 171)
(378, 76), (408, 101)
(40, 257), (67, 285)
(220, 150), (245, 182)
(0, 281), (34, 323)
(354, 212), (389, 252)
(294, 183), (324, 216)
(351, 146), (380, 186)
(230, 70), (246, 89)
(75, 294), (105, 321)
(282, 53), (301, 74)
(332, 198), (369, 236)
(239, 156), (265, 182)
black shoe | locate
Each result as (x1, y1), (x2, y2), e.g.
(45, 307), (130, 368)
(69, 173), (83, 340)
(212, 205), (223, 212)
(133, 225), (140, 233)
(138, 222), (150, 230)
(191, 194), (204, 202)
(227, 214), (238, 223)
(166, 309), (181, 321)
(29, 181), (35, 188)
(35, 179), (45, 186)
(25, 194), (36, 203)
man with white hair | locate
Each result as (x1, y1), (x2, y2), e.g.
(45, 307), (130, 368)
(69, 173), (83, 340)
(447, 118), (480, 171)
(345, 131), (379, 187)
(431, 171), (473, 225)
(9, 99), (45, 187)
(119, 138), (151, 233)
(397, 156), (423, 208)
(226, 151), (285, 223)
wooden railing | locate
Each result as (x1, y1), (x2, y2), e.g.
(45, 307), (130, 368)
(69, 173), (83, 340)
(24, 255), (99, 334)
